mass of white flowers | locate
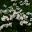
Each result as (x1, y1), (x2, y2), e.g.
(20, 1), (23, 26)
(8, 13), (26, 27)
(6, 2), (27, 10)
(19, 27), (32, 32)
(0, 22), (12, 30)
(19, 0), (30, 6)
(0, 0), (31, 31)
(1, 15), (9, 21)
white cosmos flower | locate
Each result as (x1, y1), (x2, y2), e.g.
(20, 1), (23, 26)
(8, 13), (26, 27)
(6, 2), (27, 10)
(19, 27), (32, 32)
(20, 3), (24, 6)
(2, 9), (8, 14)
(19, 9), (23, 13)
(30, 18), (32, 21)
(20, 20), (28, 26)
(24, 0), (28, 3)
(19, 1), (23, 4)
(0, 22), (12, 30)
(13, 3), (17, 6)
(16, 6), (21, 10)
(1, 15), (9, 21)
(26, 12), (30, 15)
(13, 11), (18, 15)
(5, 22), (12, 28)
(9, 15), (13, 20)
(27, 23), (31, 26)
(20, 21), (23, 26)
(8, 23), (12, 27)
(23, 14), (26, 19)
(24, 0), (30, 6)
(16, 14), (20, 20)
(23, 20), (28, 24)
(1, 15), (6, 21)
(1, 17), (6, 21)
(20, 16), (23, 20)
(25, 15), (28, 18)
(6, 18), (9, 21)
(25, 3), (30, 6)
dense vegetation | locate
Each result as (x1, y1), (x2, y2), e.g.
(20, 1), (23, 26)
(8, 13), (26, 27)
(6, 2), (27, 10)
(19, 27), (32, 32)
(0, 0), (32, 32)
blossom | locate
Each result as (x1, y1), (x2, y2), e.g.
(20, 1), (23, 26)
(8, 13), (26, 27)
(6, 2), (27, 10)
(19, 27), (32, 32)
(9, 15), (13, 20)
(0, 22), (12, 30)
(27, 23), (31, 26)
(16, 14), (20, 20)
(24, 0), (28, 3)
(30, 18), (32, 21)
(23, 20), (28, 24)
(16, 6), (21, 11)
(26, 12), (30, 15)
(1, 15), (9, 21)
(13, 3), (17, 6)
(25, 3), (30, 6)
(20, 20), (28, 26)
(20, 21), (23, 26)
(20, 16), (23, 20)
(2, 9), (8, 14)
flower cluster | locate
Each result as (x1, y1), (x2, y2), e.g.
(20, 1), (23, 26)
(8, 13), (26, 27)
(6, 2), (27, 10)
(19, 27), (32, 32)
(19, 0), (30, 6)
(0, 0), (31, 31)
(0, 22), (12, 30)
